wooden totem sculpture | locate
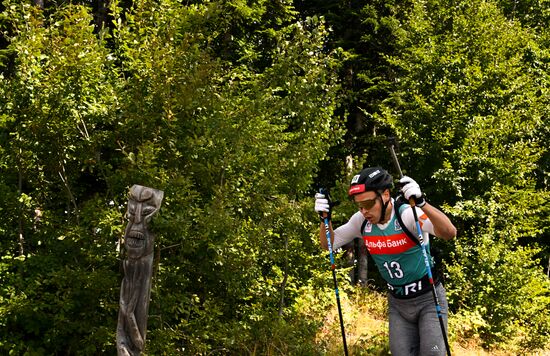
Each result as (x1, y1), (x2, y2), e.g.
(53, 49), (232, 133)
(117, 185), (163, 356)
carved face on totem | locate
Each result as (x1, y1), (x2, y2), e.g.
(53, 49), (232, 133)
(124, 185), (164, 260)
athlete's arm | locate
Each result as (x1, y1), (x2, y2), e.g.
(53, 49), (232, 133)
(319, 211), (364, 251)
(420, 203), (456, 240)
(399, 176), (456, 241)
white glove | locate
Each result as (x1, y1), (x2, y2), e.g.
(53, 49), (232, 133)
(399, 176), (426, 207)
(314, 192), (331, 218)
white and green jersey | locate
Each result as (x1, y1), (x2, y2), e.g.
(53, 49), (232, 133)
(332, 199), (436, 298)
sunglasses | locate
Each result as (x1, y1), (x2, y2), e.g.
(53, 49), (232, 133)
(355, 197), (378, 210)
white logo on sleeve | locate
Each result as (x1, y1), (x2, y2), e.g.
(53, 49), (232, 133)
(394, 219), (402, 231)
(364, 221), (372, 233)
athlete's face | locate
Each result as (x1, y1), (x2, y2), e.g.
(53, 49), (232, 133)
(354, 189), (390, 224)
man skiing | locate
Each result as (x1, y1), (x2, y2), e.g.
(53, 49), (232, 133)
(315, 166), (456, 356)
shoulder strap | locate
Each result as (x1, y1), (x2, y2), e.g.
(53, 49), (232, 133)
(360, 219), (368, 236)
(394, 196), (441, 278)
(358, 196), (420, 246)
(393, 196), (421, 246)
(358, 220), (370, 259)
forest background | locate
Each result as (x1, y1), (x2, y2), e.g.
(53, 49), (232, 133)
(0, 0), (549, 354)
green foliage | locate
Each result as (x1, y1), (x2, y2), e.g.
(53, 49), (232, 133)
(0, 0), (343, 353)
(297, 0), (550, 351)
(369, 0), (550, 350)
(447, 233), (550, 349)
(0, 0), (549, 353)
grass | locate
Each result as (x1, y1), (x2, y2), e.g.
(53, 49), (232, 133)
(313, 286), (550, 356)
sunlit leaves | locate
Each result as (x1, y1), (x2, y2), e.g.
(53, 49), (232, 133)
(373, 0), (550, 349)
(1, 0), (343, 353)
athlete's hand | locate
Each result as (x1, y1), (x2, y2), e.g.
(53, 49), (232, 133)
(399, 176), (426, 207)
(314, 192), (331, 220)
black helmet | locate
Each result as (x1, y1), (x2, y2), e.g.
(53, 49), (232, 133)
(348, 167), (393, 196)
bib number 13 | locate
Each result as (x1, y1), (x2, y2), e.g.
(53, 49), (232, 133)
(383, 261), (404, 279)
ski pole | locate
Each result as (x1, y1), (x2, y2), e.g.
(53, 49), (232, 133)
(319, 188), (349, 356)
(387, 138), (452, 356)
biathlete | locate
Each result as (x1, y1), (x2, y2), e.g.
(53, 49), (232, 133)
(315, 167), (457, 356)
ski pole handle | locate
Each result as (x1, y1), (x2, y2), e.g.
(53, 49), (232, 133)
(318, 188), (340, 221)
(388, 138), (418, 207)
(389, 140), (428, 209)
(318, 188), (331, 220)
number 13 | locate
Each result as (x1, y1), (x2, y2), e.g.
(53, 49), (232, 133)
(383, 261), (404, 279)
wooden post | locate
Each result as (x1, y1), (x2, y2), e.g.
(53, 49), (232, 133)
(116, 185), (163, 356)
